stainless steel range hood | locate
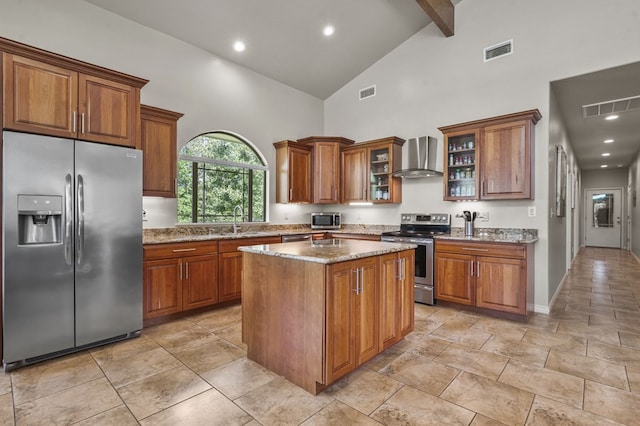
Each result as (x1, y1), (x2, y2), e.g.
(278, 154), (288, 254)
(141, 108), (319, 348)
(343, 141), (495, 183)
(392, 136), (443, 178)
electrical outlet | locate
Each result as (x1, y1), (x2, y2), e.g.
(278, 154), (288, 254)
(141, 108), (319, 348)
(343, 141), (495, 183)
(528, 207), (536, 217)
(479, 211), (489, 222)
(283, 212), (289, 220)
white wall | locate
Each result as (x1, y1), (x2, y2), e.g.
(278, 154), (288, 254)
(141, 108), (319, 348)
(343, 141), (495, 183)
(324, 0), (640, 310)
(0, 0), (324, 228)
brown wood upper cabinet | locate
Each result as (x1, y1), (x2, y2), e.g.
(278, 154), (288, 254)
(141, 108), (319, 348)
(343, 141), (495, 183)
(298, 136), (354, 204)
(140, 105), (183, 197)
(274, 140), (312, 203)
(439, 109), (541, 201)
(341, 137), (404, 204)
(1, 37), (147, 147)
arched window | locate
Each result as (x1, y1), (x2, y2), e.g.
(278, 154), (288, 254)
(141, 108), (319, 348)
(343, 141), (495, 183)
(177, 132), (267, 223)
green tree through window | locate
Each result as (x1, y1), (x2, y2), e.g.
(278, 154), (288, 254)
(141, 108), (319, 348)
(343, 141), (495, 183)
(177, 132), (267, 223)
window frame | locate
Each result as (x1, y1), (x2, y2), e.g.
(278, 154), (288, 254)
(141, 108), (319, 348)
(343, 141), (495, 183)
(177, 131), (268, 225)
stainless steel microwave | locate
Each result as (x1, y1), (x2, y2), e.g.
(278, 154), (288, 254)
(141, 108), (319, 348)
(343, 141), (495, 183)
(311, 212), (341, 230)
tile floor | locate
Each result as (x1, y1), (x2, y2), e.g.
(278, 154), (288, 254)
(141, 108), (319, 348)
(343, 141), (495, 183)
(2, 247), (640, 425)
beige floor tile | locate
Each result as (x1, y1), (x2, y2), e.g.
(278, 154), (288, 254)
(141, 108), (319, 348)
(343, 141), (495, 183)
(523, 329), (585, 355)
(394, 334), (450, 359)
(11, 352), (103, 405)
(584, 380), (640, 424)
(526, 314), (560, 333)
(588, 340), (640, 369)
(0, 372), (12, 396)
(117, 365), (212, 420)
(619, 330), (640, 350)
(627, 366), (640, 395)
(470, 414), (508, 425)
(74, 405), (138, 426)
(201, 357), (278, 400)
(147, 324), (220, 354)
(0, 393), (14, 426)
(545, 349), (629, 390)
(441, 371), (534, 425)
(188, 304), (241, 331)
(412, 316), (445, 334)
(139, 388), (251, 426)
(215, 321), (246, 348)
(326, 369), (402, 415)
(556, 321), (621, 346)
(481, 335), (550, 367)
(174, 336), (245, 374)
(434, 343), (509, 380)
(564, 303), (616, 317)
(99, 346), (181, 388)
(301, 400), (381, 425)
(235, 377), (332, 425)
(90, 335), (160, 365)
(362, 347), (405, 372)
(525, 395), (621, 425)
(431, 322), (493, 349)
(498, 361), (584, 408)
(380, 352), (460, 397)
(371, 385), (475, 426)
(14, 378), (121, 426)
(470, 317), (528, 340)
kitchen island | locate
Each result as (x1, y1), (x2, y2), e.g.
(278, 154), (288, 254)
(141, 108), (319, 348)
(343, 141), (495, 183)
(239, 239), (416, 394)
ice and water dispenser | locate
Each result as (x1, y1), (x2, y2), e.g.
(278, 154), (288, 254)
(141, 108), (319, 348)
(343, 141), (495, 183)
(17, 195), (63, 245)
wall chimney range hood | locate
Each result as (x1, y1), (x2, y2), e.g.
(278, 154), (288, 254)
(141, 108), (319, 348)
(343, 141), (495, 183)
(393, 136), (442, 178)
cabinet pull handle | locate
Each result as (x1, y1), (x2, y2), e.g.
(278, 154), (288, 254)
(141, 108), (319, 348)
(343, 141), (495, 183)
(81, 113), (85, 134)
(477, 261), (480, 277)
(470, 260), (474, 277)
(462, 247), (489, 252)
(172, 248), (197, 253)
(360, 267), (365, 294)
(72, 111), (77, 133)
(186, 262), (189, 280)
(353, 268), (360, 294)
(289, 188), (293, 201)
(179, 263), (183, 280)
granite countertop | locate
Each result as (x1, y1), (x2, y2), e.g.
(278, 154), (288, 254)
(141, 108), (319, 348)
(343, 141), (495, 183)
(238, 238), (416, 264)
(142, 225), (398, 244)
(436, 227), (538, 244)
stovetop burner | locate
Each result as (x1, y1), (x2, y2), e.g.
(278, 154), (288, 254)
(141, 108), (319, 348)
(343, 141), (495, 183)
(381, 213), (451, 239)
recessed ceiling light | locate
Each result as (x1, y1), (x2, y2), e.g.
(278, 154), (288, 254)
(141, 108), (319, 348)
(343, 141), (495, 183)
(602, 153), (610, 157)
(233, 40), (246, 52)
(601, 164), (608, 168)
(322, 25), (335, 37)
(604, 139), (614, 143)
(618, 164), (624, 167)
(605, 114), (619, 120)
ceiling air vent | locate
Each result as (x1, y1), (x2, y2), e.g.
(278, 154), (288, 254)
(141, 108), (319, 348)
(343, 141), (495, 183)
(484, 40), (513, 62)
(359, 85), (376, 100)
(582, 94), (640, 118)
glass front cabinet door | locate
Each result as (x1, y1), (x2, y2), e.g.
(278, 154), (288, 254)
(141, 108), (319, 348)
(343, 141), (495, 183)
(443, 130), (479, 201)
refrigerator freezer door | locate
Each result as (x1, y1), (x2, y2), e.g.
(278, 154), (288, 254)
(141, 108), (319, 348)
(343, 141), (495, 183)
(74, 141), (142, 346)
(2, 132), (75, 363)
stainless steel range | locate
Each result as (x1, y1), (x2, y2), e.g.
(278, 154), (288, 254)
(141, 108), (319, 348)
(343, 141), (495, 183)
(381, 213), (451, 305)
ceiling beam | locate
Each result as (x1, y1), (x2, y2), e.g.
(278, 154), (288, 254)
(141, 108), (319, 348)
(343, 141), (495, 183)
(416, 0), (454, 37)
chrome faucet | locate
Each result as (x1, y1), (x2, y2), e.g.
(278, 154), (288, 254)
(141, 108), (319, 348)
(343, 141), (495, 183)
(233, 205), (244, 233)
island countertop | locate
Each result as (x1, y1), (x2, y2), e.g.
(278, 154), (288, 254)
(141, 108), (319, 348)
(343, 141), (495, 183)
(238, 238), (416, 264)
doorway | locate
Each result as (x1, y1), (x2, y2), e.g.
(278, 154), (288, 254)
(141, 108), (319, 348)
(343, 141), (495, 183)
(585, 188), (623, 248)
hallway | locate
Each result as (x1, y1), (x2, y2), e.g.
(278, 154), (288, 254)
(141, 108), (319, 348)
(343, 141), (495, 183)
(1, 247), (640, 425)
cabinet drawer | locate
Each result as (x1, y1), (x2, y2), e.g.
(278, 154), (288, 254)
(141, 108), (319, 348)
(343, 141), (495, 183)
(144, 241), (219, 260)
(218, 236), (282, 253)
(435, 240), (525, 259)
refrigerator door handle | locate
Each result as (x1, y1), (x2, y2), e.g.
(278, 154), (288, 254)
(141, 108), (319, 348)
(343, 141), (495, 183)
(64, 174), (73, 265)
(76, 174), (85, 264)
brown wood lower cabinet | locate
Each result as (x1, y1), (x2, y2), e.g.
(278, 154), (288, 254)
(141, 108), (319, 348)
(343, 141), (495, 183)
(243, 249), (415, 394)
(435, 240), (534, 321)
(218, 236), (282, 302)
(143, 241), (219, 320)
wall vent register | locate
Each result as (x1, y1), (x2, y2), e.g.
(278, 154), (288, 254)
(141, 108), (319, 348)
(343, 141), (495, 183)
(484, 39), (513, 62)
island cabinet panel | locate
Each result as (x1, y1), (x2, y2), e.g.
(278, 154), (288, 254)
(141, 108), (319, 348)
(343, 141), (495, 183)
(435, 240), (534, 321)
(242, 247), (415, 395)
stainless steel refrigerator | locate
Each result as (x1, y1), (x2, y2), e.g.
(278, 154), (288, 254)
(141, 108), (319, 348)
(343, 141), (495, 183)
(2, 130), (143, 369)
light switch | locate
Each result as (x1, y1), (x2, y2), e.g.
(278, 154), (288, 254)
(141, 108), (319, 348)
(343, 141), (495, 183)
(528, 207), (536, 217)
